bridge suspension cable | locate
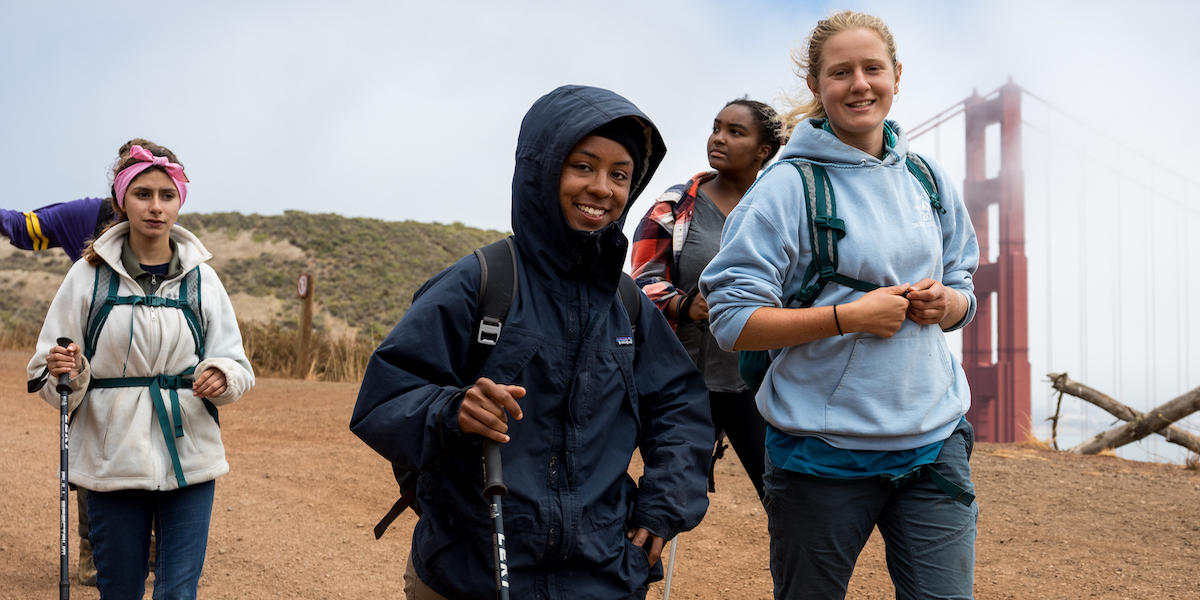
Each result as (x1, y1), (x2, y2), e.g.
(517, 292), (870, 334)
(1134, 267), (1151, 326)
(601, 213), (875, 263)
(907, 82), (1199, 462)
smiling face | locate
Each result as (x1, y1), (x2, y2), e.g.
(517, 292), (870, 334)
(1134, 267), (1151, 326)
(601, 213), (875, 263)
(558, 135), (633, 232)
(118, 168), (180, 246)
(708, 104), (773, 174)
(807, 27), (901, 156)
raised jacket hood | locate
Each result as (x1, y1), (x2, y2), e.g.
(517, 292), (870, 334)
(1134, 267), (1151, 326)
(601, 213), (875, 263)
(781, 118), (910, 167)
(512, 85), (666, 285)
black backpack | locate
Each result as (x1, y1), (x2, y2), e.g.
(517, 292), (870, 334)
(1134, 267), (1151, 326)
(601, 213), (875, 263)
(373, 236), (643, 538)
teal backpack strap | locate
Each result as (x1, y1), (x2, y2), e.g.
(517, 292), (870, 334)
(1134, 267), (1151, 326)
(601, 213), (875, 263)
(922, 464), (975, 506)
(90, 367), (196, 488)
(790, 161), (880, 308)
(177, 267), (206, 359)
(738, 161), (880, 391)
(88, 266), (207, 361)
(736, 157), (946, 392)
(84, 265), (121, 362)
(904, 153), (945, 214)
(175, 266), (214, 424)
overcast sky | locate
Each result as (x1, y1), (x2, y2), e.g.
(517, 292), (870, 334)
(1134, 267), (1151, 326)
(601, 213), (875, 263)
(4, 0), (1194, 229)
(3, 0), (1198, 461)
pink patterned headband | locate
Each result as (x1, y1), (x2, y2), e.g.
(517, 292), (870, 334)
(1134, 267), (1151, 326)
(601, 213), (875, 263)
(112, 145), (189, 209)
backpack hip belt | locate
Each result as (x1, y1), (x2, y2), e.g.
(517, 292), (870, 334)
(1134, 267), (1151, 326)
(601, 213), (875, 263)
(88, 368), (219, 489)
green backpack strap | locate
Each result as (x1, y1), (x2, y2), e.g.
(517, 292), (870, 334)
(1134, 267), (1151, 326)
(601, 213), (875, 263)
(84, 265), (206, 362)
(82, 263), (216, 488)
(177, 267), (206, 359)
(922, 464), (975, 506)
(91, 368), (196, 488)
(790, 161), (880, 308)
(83, 265), (121, 362)
(904, 152), (945, 214)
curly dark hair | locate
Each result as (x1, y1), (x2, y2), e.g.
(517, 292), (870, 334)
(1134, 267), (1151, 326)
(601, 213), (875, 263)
(724, 98), (785, 167)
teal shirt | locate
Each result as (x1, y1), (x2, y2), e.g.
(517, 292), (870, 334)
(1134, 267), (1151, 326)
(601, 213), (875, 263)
(820, 119), (897, 154)
(765, 419), (963, 480)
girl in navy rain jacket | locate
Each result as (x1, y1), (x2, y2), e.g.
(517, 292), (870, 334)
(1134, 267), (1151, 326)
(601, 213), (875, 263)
(350, 85), (712, 600)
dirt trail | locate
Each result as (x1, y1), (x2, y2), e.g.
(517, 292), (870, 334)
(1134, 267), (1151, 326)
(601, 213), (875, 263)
(2, 350), (1198, 599)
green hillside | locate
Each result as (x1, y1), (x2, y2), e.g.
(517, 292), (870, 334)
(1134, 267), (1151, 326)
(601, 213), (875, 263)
(178, 211), (508, 339)
(0, 211), (508, 347)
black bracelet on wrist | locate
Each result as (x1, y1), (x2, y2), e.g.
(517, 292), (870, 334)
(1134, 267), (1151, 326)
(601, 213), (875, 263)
(833, 304), (844, 335)
(677, 292), (696, 324)
(676, 294), (696, 324)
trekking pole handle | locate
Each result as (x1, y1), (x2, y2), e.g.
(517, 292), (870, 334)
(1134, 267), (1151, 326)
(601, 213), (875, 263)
(482, 440), (507, 498)
(55, 337), (74, 394)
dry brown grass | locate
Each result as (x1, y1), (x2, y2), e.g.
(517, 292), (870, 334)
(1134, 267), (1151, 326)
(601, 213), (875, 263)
(0, 319), (376, 384)
(1021, 432), (1054, 450)
(237, 319), (375, 382)
(0, 320), (42, 354)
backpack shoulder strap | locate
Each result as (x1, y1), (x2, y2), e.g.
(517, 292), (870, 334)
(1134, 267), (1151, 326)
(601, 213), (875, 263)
(466, 236), (518, 377)
(177, 267), (206, 359)
(788, 161), (880, 308)
(177, 266), (218, 423)
(84, 264), (208, 363)
(83, 264), (121, 362)
(616, 272), (641, 331)
(904, 152), (946, 214)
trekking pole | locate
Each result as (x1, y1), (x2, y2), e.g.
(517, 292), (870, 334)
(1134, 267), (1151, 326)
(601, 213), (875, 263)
(482, 440), (510, 600)
(662, 535), (679, 600)
(56, 337), (73, 600)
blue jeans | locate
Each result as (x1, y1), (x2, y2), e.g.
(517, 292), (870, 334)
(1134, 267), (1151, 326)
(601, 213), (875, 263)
(763, 420), (977, 600)
(87, 480), (215, 600)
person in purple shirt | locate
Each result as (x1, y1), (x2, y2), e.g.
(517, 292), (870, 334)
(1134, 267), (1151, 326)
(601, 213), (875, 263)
(2, 197), (116, 262)
(3, 196), (117, 586)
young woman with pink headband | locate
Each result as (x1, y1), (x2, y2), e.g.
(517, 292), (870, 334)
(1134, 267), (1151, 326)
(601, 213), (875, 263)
(28, 138), (254, 599)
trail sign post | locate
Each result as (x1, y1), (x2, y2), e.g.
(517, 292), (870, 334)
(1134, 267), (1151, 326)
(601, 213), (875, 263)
(296, 272), (314, 378)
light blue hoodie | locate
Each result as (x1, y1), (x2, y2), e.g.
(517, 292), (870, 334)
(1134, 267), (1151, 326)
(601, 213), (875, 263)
(700, 118), (979, 451)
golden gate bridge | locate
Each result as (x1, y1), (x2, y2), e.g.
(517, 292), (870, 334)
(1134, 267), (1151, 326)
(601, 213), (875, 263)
(907, 81), (1200, 463)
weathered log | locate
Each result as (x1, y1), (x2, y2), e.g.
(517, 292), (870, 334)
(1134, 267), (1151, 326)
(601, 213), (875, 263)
(1062, 379), (1200, 454)
(1048, 373), (1200, 450)
(1049, 373), (1200, 455)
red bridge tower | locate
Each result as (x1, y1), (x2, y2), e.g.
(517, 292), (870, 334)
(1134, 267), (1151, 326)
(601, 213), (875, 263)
(961, 82), (1032, 442)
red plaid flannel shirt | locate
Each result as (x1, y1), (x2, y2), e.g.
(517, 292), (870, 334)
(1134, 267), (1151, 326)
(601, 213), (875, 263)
(630, 171), (717, 327)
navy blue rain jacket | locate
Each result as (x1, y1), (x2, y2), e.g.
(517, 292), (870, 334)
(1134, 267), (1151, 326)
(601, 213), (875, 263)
(350, 85), (712, 600)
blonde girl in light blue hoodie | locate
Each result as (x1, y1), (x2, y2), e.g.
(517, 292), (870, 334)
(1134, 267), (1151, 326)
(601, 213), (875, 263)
(701, 10), (980, 600)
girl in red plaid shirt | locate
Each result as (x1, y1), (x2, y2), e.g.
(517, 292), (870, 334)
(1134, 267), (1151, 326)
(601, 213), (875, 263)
(630, 98), (785, 499)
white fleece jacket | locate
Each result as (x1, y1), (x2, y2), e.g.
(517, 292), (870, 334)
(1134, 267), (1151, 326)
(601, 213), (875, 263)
(28, 222), (254, 492)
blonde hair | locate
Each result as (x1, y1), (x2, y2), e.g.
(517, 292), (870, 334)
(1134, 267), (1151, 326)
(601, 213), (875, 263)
(779, 11), (899, 135)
